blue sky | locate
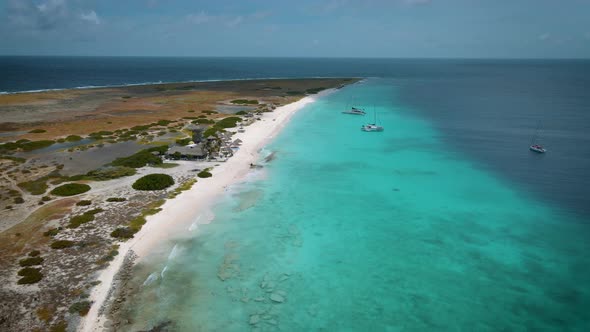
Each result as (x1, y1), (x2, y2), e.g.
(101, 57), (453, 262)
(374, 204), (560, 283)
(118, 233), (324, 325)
(1, 0), (589, 58)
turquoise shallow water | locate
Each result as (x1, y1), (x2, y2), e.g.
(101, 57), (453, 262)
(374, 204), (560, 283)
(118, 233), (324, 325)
(122, 79), (590, 331)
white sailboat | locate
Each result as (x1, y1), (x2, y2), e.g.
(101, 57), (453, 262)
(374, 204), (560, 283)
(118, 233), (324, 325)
(529, 122), (546, 153)
(342, 96), (366, 115)
(361, 109), (384, 132)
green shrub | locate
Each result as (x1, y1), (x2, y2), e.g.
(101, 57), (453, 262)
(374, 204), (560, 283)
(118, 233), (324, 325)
(84, 166), (136, 181)
(175, 138), (192, 146)
(192, 118), (215, 125)
(29, 250), (41, 257)
(111, 146), (167, 168)
(111, 227), (134, 239)
(68, 301), (91, 316)
(197, 170), (212, 178)
(20, 140), (55, 151)
(65, 135), (83, 142)
(132, 174), (174, 191)
(76, 200), (92, 206)
(0, 155), (26, 163)
(235, 110), (248, 115)
(106, 197), (126, 202)
(50, 183), (91, 196)
(286, 91), (303, 95)
(129, 216), (147, 232)
(156, 120), (173, 126)
(203, 127), (220, 137)
(42, 196), (52, 201)
(43, 228), (60, 236)
(50, 240), (76, 249)
(68, 214), (94, 229)
(19, 256), (44, 267)
(17, 267), (43, 284)
(215, 117), (241, 129)
(28, 129), (46, 133)
(14, 196), (24, 204)
(231, 99), (259, 105)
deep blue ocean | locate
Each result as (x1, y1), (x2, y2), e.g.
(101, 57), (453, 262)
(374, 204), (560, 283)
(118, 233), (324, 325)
(2, 57), (589, 330)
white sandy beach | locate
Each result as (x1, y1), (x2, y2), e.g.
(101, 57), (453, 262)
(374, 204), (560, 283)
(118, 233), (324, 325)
(79, 89), (334, 332)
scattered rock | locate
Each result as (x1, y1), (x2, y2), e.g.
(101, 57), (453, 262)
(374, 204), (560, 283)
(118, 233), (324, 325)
(269, 293), (285, 303)
(249, 314), (260, 325)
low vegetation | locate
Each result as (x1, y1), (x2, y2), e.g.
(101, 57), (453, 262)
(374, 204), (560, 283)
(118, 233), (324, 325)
(111, 200), (165, 239)
(50, 240), (76, 249)
(65, 135), (83, 142)
(29, 129), (47, 133)
(111, 145), (168, 168)
(83, 166), (136, 181)
(50, 183), (91, 196)
(215, 116), (242, 128)
(132, 174), (174, 191)
(231, 99), (259, 105)
(68, 208), (103, 228)
(17, 267), (43, 284)
(76, 200), (92, 206)
(19, 256), (44, 267)
(106, 197), (126, 202)
(197, 170), (212, 178)
(192, 118), (215, 125)
(68, 301), (91, 316)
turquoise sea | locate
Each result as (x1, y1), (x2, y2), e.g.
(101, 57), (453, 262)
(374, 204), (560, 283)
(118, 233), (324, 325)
(120, 78), (589, 331)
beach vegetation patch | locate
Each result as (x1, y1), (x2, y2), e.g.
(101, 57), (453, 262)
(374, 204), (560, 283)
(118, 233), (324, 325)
(14, 196), (24, 204)
(197, 170), (212, 178)
(76, 200), (92, 206)
(29, 250), (41, 257)
(111, 227), (135, 239)
(231, 99), (259, 105)
(17, 267), (43, 284)
(132, 173), (174, 191)
(235, 110), (248, 115)
(215, 117), (242, 128)
(65, 135), (82, 142)
(50, 240), (76, 249)
(20, 140), (55, 151)
(84, 166), (136, 181)
(50, 321), (67, 332)
(50, 183), (91, 196)
(111, 146), (167, 168)
(18, 176), (54, 195)
(43, 227), (60, 237)
(286, 91), (303, 95)
(19, 256), (44, 267)
(68, 301), (91, 316)
(202, 110), (218, 115)
(106, 197), (126, 202)
(0, 155), (26, 163)
(192, 118), (215, 125)
(156, 119), (173, 126)
(28, 129), (47, 133)
(50, 240), (75, 249)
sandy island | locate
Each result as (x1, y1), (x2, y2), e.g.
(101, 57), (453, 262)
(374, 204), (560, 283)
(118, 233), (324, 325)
(79, 89), (335, 332)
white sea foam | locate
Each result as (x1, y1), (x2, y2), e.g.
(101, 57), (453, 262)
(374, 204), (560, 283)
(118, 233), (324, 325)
(142, 272), (159, 286)
(161, 266), (168, 279)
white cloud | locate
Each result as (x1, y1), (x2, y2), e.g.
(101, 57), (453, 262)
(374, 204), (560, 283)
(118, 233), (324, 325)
(80, 11), (100, 25)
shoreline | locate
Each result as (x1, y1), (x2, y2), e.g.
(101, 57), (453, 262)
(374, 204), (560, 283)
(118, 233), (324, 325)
(79, 88), (336, 332)
(0, 76), (355, 95)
